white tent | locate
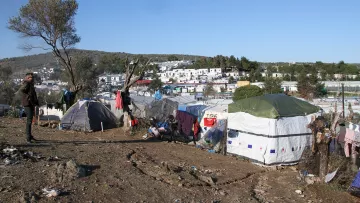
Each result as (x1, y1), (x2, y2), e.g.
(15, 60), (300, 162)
(227, 112), (315, 165)
(227, 94), (320, 165)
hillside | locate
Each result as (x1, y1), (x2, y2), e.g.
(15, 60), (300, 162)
(0, 49), (205, 73)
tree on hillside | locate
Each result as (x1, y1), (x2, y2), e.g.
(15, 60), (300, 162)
(239, 57), (250, 71)
(204, 83), (217, 97)
(0, 65), (18, 105)
(8, 0), (82, 95)
(283, 74), (291, 81)
(167, 55), (179, 61)
(227, 55), (237, 68)
(98, 54), (125, 74)
(72, 56), (100, 98)
(297, 70), (326, 100)
(263, 77), (283, 94)
(228, 76), (236, 84)
(148, 72), (163, 93)
(233, 85), (263, 101)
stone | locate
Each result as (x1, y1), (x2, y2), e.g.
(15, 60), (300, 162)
(295, 190), (302, 195)
(51, 159), (87, 183)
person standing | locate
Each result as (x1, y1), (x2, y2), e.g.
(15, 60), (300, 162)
(19, 73), (39, 143)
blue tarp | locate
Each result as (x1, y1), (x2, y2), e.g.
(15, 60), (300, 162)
(178, 104), (187, 111)
(351, 171), (360, 188)
(186, 105), (208, 122)
(154, 90), (162, 100)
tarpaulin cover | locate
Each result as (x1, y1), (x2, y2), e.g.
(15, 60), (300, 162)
(228, 94), (320, 119)
(145, 98), (178, 121)
(227, 111), (317, 165)
(186, 105), (208, 122)
(197, 119), (226, 152)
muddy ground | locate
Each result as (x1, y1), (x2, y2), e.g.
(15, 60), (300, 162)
(0, 117), (358, 203)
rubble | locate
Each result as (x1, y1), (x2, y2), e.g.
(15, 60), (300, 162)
(0, 146), (43, 166)
(51, 160), (87, 183)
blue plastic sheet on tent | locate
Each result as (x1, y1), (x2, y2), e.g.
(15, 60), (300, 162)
(154, 90), (162, 101)
(178, 104), (187, 111)
(186, 105), (208, 122)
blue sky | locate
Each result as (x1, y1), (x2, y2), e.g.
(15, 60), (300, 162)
(0, 0), (359, 63)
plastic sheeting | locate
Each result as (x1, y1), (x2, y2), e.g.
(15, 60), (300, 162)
(228, 94), (320, 119)
(227, 112), (316, 165)
(197, 119), (227, 152)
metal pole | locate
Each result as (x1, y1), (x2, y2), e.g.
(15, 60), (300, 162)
(342, 83), (345, 118)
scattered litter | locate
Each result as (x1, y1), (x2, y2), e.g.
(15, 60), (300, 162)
(2, 147), (17, 153)
(208, 149), (216, 153)
(42, 188), (61, 197)
(295, 190), (303, 195)
(47, 156), (60, 162)
(191, 166), (197, 171)
(1, 146), (44, 166)
(325, 168), (339, 183)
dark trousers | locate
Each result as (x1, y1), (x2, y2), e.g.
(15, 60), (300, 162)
(24, 106), (34, 140)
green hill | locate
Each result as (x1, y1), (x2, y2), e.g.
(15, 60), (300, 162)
(0, 49), (204, 73)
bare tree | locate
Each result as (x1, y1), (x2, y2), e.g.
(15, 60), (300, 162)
(307, 110), (342, 180)
(121, 57), (151, 130)
(8, 0), (82, 92)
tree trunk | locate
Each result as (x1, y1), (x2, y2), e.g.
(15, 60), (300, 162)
(318, 143), (329, 180)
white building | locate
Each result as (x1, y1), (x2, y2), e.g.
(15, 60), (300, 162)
(98, 74), (124, 86)
(157, 68), (222, 83)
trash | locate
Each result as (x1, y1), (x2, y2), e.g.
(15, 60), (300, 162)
(42, 188), (61, 197)
(47, 156), (60, 162)
(2, 147), (17, 153)
(191, 166), (197, 171)
(208, 149), (216, 153)
(142, 134), (148, 139)
(295, 190), (303, 195)
(325, 168), (339, 183)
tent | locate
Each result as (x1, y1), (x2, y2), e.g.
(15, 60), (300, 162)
(227, 94), (320, 165)
(61, 100), (118, 132)
(145, 98), (179, 121)
(146, 96), (197, 121)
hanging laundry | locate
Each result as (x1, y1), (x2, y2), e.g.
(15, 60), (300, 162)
(115, 90), (123, 110)
(344, 128), (357, 157)
(176, 110), (196, 137)
(193, 119), (201, 140)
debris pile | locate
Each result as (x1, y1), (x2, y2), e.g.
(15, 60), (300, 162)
(1, 146), (43, 166)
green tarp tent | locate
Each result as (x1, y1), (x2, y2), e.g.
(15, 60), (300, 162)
(228, 94), (320, 119)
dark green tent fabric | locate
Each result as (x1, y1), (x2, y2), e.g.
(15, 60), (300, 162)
(228, 94), (320, 118)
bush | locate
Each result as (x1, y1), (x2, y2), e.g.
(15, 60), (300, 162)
(233, 85), (263, 101)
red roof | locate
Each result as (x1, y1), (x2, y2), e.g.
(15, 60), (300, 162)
(136, 80), (152, 85)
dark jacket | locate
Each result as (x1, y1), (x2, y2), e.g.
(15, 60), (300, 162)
(19, 81), (39, 107)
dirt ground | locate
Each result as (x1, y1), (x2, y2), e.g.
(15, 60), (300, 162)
(0, 117), (358, 203)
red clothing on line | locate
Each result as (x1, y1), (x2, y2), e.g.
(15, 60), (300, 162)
(115, 90), (123, 110)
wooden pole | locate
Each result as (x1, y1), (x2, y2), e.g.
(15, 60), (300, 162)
(342, 83), (345, 118)
(221, 120), (228, 156)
